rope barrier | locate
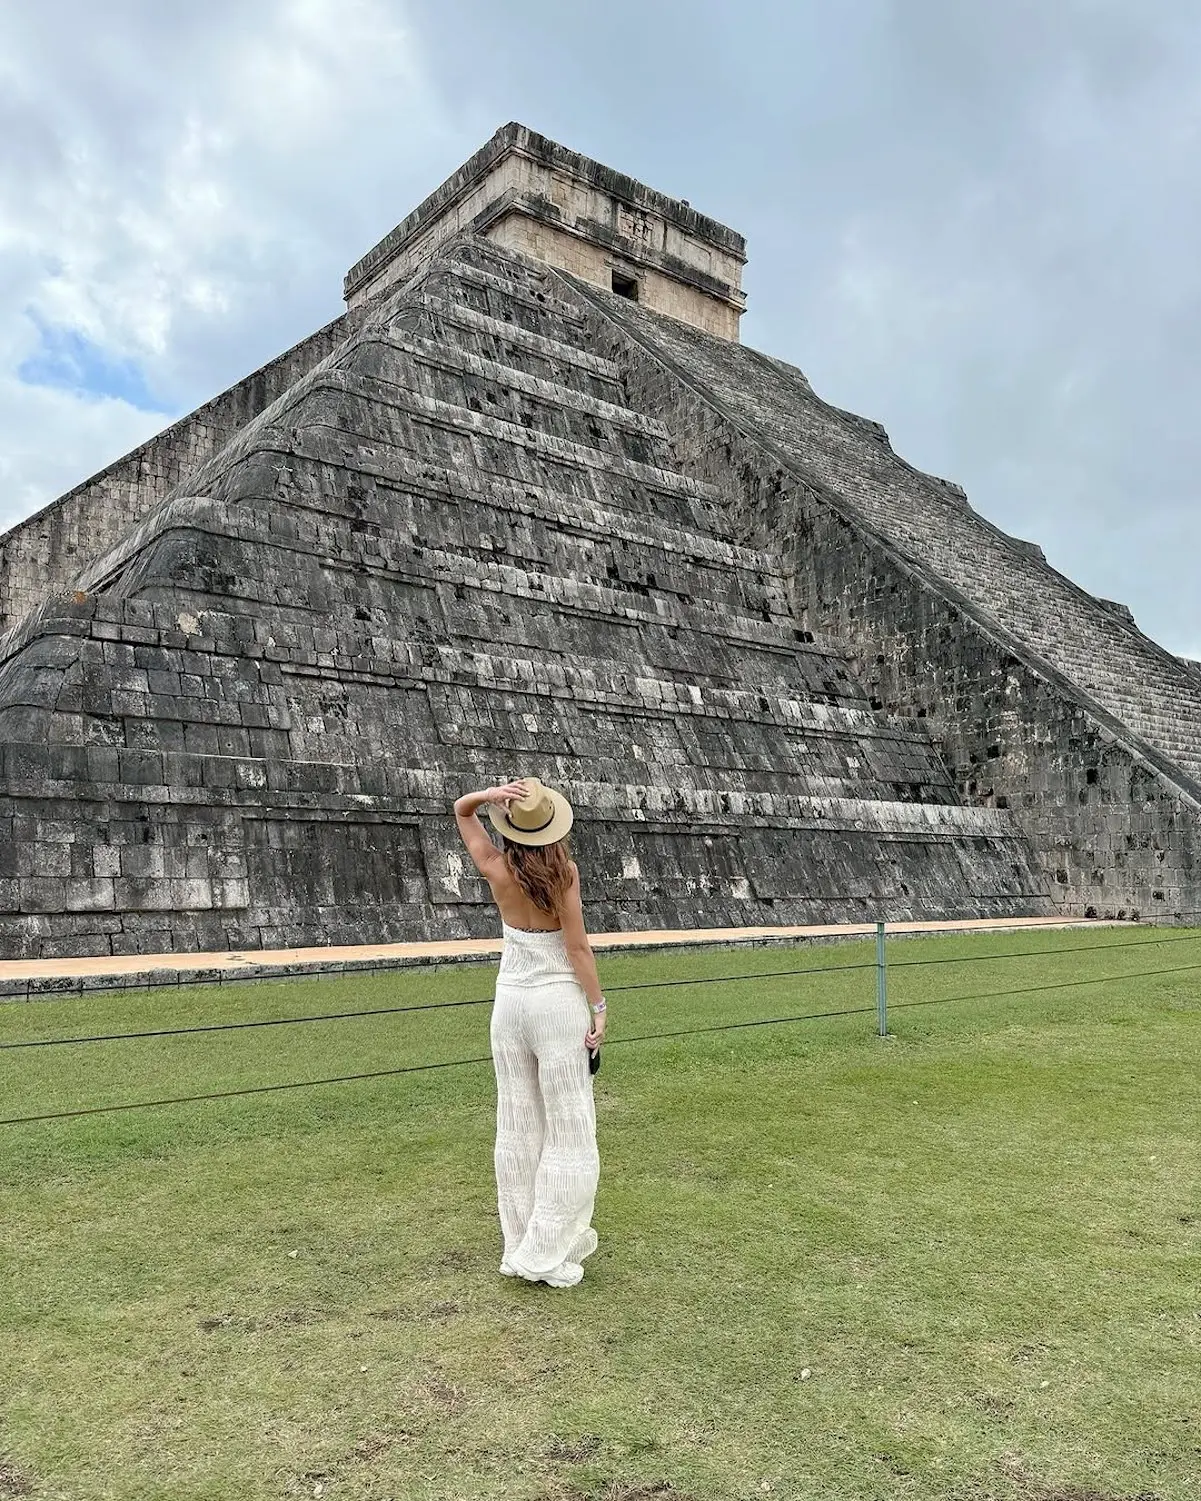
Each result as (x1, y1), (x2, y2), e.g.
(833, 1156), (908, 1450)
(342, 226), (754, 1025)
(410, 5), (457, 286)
(3, 923), (1199, 1054)
(0, 960), (879, 1052)
(3, 954), (1199, 1129)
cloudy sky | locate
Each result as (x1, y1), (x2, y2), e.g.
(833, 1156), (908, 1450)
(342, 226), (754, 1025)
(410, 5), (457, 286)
(3, 0), (1199, 658)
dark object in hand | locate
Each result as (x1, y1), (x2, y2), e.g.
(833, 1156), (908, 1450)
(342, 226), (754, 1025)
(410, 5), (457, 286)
(588, 1045), (601, 1075)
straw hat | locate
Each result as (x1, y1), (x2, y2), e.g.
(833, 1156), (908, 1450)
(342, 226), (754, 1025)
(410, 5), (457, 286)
(488, 777), (574, 847)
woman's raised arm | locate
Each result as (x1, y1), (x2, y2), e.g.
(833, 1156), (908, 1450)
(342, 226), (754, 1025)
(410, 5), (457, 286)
(453, 782), (528, 876)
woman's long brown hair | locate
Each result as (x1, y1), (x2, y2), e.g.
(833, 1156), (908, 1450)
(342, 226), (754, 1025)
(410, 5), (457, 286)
(503, 836), (573, 915)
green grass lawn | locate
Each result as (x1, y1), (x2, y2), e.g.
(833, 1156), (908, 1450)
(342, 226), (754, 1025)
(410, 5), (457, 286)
(1, 927), (1199, 1501)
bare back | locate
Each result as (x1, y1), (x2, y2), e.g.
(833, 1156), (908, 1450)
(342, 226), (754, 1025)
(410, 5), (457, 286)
(485, 860), (563, 932)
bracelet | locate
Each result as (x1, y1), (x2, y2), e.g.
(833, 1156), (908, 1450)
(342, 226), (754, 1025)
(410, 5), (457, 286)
(589, 999), (607, 1015)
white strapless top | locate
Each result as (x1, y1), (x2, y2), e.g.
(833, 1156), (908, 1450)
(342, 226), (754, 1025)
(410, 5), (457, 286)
(497, 922), (578, 988)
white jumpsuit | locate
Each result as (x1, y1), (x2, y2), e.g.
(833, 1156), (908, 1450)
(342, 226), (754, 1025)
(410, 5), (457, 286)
(490, 922), (600, 1287)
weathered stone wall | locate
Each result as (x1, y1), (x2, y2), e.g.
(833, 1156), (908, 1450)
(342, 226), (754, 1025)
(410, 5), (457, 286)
(572, 276), (1201, 920)
(0, 237), (1047, 958)
(0, 311), (360, 637)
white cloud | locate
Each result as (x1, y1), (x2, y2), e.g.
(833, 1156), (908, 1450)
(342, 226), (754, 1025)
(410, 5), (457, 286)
(0, 0), (456, 531)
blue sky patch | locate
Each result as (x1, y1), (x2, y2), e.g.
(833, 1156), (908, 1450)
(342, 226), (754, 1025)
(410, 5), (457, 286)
(17, 315), (173, 413)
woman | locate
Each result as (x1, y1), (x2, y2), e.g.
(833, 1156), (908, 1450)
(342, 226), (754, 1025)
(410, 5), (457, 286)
(453, 776), (607, 1288)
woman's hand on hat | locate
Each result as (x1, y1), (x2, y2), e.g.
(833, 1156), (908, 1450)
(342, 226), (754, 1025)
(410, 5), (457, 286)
(485, 780), (529, 808)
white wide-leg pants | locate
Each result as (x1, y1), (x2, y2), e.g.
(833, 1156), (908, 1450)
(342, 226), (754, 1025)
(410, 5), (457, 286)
(490, 978), (600, 1286)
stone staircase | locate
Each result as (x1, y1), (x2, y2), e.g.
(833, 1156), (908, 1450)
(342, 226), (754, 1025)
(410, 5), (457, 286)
(584, 293), (1201, 789)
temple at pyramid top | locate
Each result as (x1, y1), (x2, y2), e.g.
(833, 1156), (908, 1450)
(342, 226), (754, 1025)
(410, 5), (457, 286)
(342, 122), (748, 339)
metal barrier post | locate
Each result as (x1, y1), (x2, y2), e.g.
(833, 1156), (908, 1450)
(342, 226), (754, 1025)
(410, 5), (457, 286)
(876, 920), (888, 1037)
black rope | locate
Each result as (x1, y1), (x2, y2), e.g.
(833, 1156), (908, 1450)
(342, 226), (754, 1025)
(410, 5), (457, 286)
(883, 959), (1201, 1012)
(4, 957), (1199, 1129)
(0, 1054), (495, 1126)
(888, 929), (1201, 969)
(610, 958), (1201, 1043)
(0, 995), (493, 1051)
(0, 960), (878, 1052)
(606, 960), (877, 993)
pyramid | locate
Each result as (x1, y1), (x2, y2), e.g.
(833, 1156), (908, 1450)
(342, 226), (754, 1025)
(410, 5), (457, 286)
(0, 124), (1196, 959)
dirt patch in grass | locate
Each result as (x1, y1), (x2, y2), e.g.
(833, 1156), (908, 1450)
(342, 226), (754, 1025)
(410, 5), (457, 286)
(538, 1484), (695, 1501)
(543, 1433), (603, 1463)
(0, 1461), (35, 1497)
(1012, 1484), (1161, 1501)
(197, 1308), (329, 1333)
(993, 1452), (1162, 1501)
(969, 1390), (1017, 1418)
(365, 1299), (461, 1322)
(595, 1488), (694, 1501)
(289, 1469), (334, 1498)
(285, 1429), (416, 1495)
(418, 1376), (468, 1415)
(342, 1432), (413, 1464)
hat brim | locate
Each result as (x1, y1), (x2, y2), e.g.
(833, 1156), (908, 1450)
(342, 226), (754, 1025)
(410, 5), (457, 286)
(488, 789), (574, 847)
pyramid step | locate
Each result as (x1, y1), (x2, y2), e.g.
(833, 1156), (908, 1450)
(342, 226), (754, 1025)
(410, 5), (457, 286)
(49, 594), (920, 742)
(42, 744), (1011, 843)
(360, 645), (882, 746)
(324, 493), (787, 611)
(318, 443), (774, 567)
(131, 515), (812, 662)
(143, 600), (875, 725)
(398, 317), (621, 406)
(419, 296), (620, 380)
(438, 260), (588, 328)
(398, 641), (933, 740)
(297, 366), (733, 507)
(153, 750), (1013, 841)
(6, 736), (959, 820)
(87, 490), (792, 624)
(404, 728), (955, 806)
(356, 330), (671, 442)
(548, 780), (1014, 838)
(234, 440), (773, 572)
(404, 552), (800, 654)
(445, 236), (555, 285)
(400, 462), (783, 576)
(190, 422), (743, 554)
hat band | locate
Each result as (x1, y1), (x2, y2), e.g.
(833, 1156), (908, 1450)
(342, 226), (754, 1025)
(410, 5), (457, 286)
(511, 804), (556, 834)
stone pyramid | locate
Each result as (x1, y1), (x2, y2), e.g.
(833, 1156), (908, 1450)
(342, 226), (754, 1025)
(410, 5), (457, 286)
(0, 124), (1196, 958)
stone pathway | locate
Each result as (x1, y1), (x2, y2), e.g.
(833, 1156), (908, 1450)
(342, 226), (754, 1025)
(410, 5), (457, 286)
(0, 915), (1112, 997)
